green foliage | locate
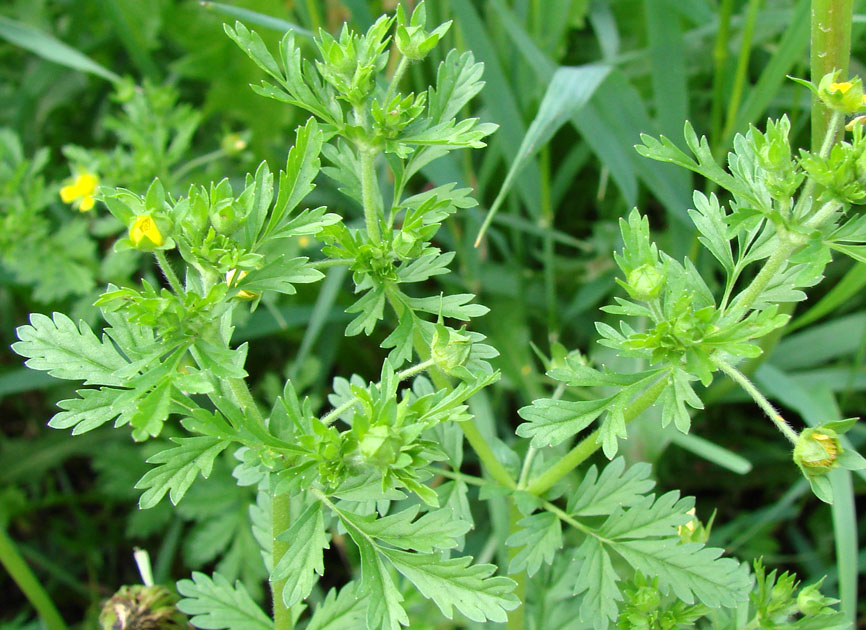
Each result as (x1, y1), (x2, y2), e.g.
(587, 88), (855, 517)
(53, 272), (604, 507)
(3, 3), (864, 630)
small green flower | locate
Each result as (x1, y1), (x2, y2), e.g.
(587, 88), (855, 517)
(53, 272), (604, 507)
(431, 323), (472, 375)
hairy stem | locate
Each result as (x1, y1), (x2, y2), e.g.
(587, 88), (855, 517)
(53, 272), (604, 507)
(383, 55), (409, 105)
(713, 356), (799, 444)
(154, 249), (183, 294)
(360, 148), (384, 245)
(526, 374), (670, 496)
(272, 492), (293, 630)
(0, 525), (67, 630)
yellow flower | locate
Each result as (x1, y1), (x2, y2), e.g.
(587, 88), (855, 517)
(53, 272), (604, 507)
(225, 269), (259, 299)
(129, 215), (164, 249)
(60, 172), (99, 212)
(829, 81), (853, 94)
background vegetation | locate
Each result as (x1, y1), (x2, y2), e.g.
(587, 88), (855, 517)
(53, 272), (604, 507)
(0, 0), (864, 627)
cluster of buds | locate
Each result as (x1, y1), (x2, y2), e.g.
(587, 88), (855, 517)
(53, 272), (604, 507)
(315, 15), (391, 105)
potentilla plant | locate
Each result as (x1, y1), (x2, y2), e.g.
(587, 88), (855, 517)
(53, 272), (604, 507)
(11, 4), (865, 630)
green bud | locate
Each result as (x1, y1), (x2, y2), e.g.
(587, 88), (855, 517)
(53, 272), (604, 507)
(818, 71), (866, 114)
(360, 424), (401, 466)
(431, 323), (472, 375)
(797, 579), (836, 616)
(793, 427), (840, 477)
(99, 585), (187, 630)
(395, 1), (451, 61)
(626, 264), (664, 301)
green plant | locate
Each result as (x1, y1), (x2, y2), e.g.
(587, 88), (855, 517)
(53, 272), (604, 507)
(5, 2), (864, 630)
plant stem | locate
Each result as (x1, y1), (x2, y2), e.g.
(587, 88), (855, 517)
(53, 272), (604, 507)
(0, 525), (67, 630)
(386, 292), (517, 490)
(383, 56), (409, 105)
(713, 356), (799, 444)
(506, 501), (525, 630)
(726, 239), (795, 318)
(360, 147), (384, 245)
(526, 374), (670, 496)
(272, 491), (293, 630)
(320, 358), (436, 426)
(155, 249), (183, 294)
(811, 0), (854, 150)
(223, 376), (293, 627)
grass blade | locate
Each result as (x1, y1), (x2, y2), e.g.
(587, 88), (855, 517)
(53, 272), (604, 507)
(0, 16), (120, 82)
(789, 262), (866, 332)
(668, 431), (753, 474)
(475, 63), (610, 245)
(199, 1), (313, 37)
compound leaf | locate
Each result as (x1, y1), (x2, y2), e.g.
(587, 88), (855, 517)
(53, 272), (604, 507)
(176, 571), (271, 630)
(271, 500), (329, 607)
(135, 437), (231, 508)
(382, 548), (519, 623)
(505, 511), (562, 577)
(13, 312), (129, 386)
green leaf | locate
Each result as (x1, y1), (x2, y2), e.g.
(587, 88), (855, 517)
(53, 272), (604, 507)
(572, 537), (621, 630)
(567, 458), (655, 517)
(381, 549), (519, 623)
(356, 537), (408, 630)
(611, 539), (749, 608)
(48, 387), (131, 435)
(267, 118), (326, 239)
(271, 501), (330, 607)
(135, 437), (231, 509)
(660, 369), (703, 434)
(176, 571), (272, 630)
(516, 397), (610, 448)
(241, 255), (323, 295)
(0, 15), (120, 82)
(306, 582), (367, 630)
(689, 192), (734, 273)
(427, 50), (486, 124)
(342, 506), (470, 553)
(191, 340), (248, 379)
(505, 511), (562, 577)
(598, 491), (693, 539)
(13, 313), (129, 386)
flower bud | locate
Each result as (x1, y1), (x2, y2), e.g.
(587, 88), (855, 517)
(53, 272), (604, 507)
(818, 71), (866, 114)
(797, 578), (837, 616)
(626, 264), (664, 301)
(431, 323), (472, 375)
(793, 427), (840, 476)
(129, 215), (165, 250)
(99, 584), (187, 630)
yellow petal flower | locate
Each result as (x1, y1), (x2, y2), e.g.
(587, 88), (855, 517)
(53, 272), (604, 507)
(830, 81), (853, 94)
(79, 196), (95, 212)
(130, 216), (164, 248)
(60, 172), (99, 211)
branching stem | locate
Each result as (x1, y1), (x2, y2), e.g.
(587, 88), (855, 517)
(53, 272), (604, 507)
(712, 356), (799, 444)
(526, 374), (670, 496)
